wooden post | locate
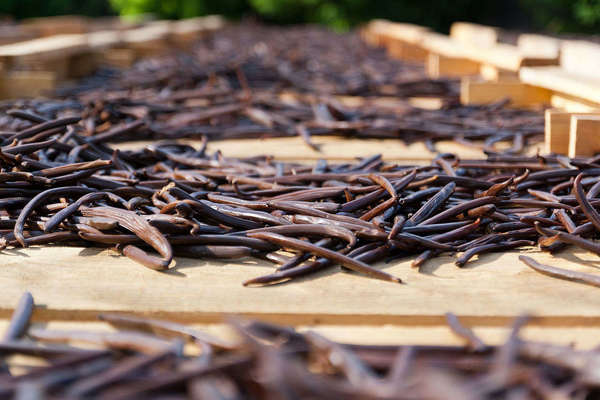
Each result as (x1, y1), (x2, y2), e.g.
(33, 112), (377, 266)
(460, 78), (552, 107)
(569, 115), (600, 157)
(426, 53), (479, 78)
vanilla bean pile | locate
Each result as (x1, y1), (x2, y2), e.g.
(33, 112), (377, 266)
(1, 112), (600, 287)
(0, 23), (543, 153)
(0, 292), (598, 399)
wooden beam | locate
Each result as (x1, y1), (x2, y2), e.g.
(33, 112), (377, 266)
(370, 21), (430, 62)
(518, 33), (561, 59)
(479, 63), (518, 82)
(551, 94), (600, 112)
(461, 78), (552, 107)
(1, 246), (600, 326)
(426, 53), (479, 78)
(98, 48), (136, 68)
(450, 22), (498, 47)
(423, 32), (557, 74)
(545, 110), (600, 154)
(171, 15), (224, 47)
(3, 319), (600, 349)
(569, 115), (600, 157)
(0, 34), (89, 80)
(0, 71), (56, 99)
(560, 40), (600, 78)
(520, 66), (600, 105)
(121, 22), (172, 58)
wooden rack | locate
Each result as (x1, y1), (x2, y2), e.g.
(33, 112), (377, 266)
(362, 19), (600, 156)
(0, 15), (225, 98)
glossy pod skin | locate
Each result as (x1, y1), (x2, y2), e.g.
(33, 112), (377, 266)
(0, 23), (596, 288)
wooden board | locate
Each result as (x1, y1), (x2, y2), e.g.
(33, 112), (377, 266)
(0, 135), (586, 346)
(569, 115), (600, 157)
(117, 135), (522, 162)
(449, 22), (498, 47)
(545, 109), (600, 154)
(520, 66), (600, 105)
(460, 78), (552, 107)
(426, 53), (479, 78)
(560, 40), (600, 78)
(422, 32), (557, 74)
(517, 33), (561, 60)
(2, 245), (600, 339)
(0, 71), (56, 99)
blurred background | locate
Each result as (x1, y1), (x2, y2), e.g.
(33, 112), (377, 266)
(1, 0), (600, 34)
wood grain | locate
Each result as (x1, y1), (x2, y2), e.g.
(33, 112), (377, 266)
(569, 115), (600, 157)
(1, 246), (600, 326)
(520, 66), (600, 105)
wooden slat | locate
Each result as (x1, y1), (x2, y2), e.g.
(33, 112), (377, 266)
(517, 33), (561, 59)
(0, 34), (87, 60)
(520, 66), (600, 105)
(569, 115), (600, 157)
(449, 22), (498, 47)
(0, 71), (56, 99)
(426, 53), (479, 78)
(560, 40), (600, 78)
(1, 320), (600, 348)
(121, 22), (172, 58)
(1, 246), (600, 326)
(116, 136), (499, 162)
(551, 94), (600, 112)
(461, 78), (552, 107)
(423, 32), (557, 75)
(545, 109), (600, 154)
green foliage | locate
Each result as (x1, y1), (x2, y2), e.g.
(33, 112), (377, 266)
(520, 0), (600, 32)
(0, 0), (113, 19)
(3, 0), (600, 34)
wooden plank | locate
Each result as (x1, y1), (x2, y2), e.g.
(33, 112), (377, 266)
(479, 63), (518, 81)
(21, 15), (89, 37)
(117, 136), (491, 162)
(426, 53), (479, 78)
(121, 22), (172, 58)
(518, 33), (561, 59)
(569, 115), (600, 157)
(460, 78), (552, 107)
(545, 110), (600, 154)
(551, 94), (600, 112)
(370, 21), (430, 62)
(423, 32), (557, 74)
(450, 22), (498, 47)
(171, 15), (224, 43)
(1, 246), (600, 325)
(0, 34), (87, 60)
(1, 320), (600, 348)
(361, 19), (392, 46)
(560, 40), (600, 78)
(0, 34), (89, 80)
(98, 48), (136, 68)
(520, 66), (600, 105)
(0, 71), (56, 99)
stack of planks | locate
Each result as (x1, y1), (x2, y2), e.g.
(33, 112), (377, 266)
(362, 19), (600, 157)
(0, 15), (225, 98)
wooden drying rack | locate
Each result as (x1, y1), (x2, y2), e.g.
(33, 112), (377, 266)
(362, 20), (600, 157)
(0, 17), (600, 347)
